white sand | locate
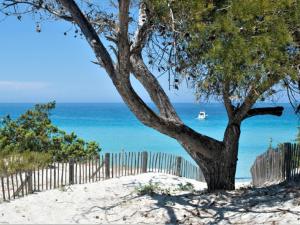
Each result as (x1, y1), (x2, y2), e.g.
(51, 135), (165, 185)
(0, 173), (300, 224)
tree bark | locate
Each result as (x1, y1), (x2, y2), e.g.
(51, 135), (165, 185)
(178, 122), (240, 191)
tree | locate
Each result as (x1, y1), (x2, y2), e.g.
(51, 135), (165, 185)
(0, 0), (298, 191)
(0, 102), (101, 161)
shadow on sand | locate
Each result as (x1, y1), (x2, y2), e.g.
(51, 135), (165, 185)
(74, 180), (300, 224)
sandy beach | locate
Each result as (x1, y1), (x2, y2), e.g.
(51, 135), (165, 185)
(0, 173), (299, 224)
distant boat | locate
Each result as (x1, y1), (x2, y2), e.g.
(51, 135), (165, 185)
(198, 111), (207, 120)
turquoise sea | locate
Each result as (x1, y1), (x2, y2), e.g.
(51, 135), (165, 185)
(0, 103), (297, 180)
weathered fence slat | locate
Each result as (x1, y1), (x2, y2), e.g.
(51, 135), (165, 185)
(1, 177), (6, 201)
(105, 153), (110, 179)
(136, 152), (140, 174)
(176, 156), (182, 177)
(142, 151), (148, 173)
(11, 175), (15, 199)
(69, 159), (75, 185)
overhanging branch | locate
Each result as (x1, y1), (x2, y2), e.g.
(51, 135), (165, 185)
(131, 1), (152, 54)
(57, 0), (116, 78)
(131, 54), (182, 122)
(235, 79), (281, 121)
(243, 106), (284, 120)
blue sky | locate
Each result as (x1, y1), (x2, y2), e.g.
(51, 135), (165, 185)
(0, 8), (289, 104)
(0, 13), (195, 103)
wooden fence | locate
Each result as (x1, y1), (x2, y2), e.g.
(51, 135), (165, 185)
(0, 151), (204, 203)
(251, 143), (300, 187)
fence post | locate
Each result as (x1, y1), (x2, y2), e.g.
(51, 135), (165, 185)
(1, 176), (6, 201)
(176, 156), (182, 177)
(142, 151), (148, 173)
(283, 143), (292, 181)
(28, 171), (33, 194)
(69, 159), (75, 185)
(105, 153), (110, 179)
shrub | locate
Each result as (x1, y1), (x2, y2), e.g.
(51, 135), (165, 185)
(0, 102), (101, 162)
(176, 182), (195, 192)
(135, 182), (160, 196)
(0, 151), (52, 176)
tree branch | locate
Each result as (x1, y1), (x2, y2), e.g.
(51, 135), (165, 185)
(1, 1), (117, 36)
(235, 78), (280, 121)
(117, 0), (130, 76)
(128, 1), (181, 122)
(243, 106), (284, 120)
(223, 82), (234, 118)
(110, 78), (222, 159)
(131, 1), (151, 54)
(130, 54), (182, 122)
(57, 0), (116, 78)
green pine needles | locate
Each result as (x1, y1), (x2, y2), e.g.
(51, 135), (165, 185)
(0, 102), (101, 175)
(150, 0), (300, 102)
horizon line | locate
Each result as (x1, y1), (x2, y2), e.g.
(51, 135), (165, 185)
(0, 101), (292, 104)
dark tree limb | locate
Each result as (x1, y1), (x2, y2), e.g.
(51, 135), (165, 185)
(243, 106), (284, 120)
(235, 79), (280, 121)
(1, 0), (117, 32)
(58, 0), (116, 79)
(131, 1), (152, 54)
(130, 52), (182, 122)
(117, 0), (130, 76)
(223, 82), (234, 118)
(130, 2), (181, 122)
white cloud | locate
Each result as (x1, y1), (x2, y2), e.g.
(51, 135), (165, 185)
(0, 81), (49, 91)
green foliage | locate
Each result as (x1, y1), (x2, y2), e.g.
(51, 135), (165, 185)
(135, 181), (195, 196)
(0, 151), (52, 176)
(135, 181), (160, 195)
(150, 0), (300, 102)
(176, 182), (195, 192)
(0, 102), (101, 162)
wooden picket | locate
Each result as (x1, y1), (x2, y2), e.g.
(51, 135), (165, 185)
(251, 143), (300, 187)
(0, 151), (204, 203)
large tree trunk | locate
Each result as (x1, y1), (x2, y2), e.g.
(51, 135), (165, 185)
(179, 122), (241, 191)
(199, 156), (237, 191)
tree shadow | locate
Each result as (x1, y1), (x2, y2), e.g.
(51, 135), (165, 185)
(149, 181), (300, 224)
(72, 181), (300, 224)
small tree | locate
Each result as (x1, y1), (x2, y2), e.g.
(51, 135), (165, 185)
(0, 102), (101, 161)
(0, 0), (299, 190)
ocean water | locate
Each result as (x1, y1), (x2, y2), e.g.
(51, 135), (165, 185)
(0, 103), (297, 179)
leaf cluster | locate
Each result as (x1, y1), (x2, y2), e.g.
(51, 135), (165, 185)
(0, 102), (101, 163)
(149, 0), (300, 102)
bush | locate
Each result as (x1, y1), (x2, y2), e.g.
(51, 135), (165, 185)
(176, 182), (195, 192)
(0, 151), (52, 176)
(135, 182), (160, 196)
(0, 102), (101, 162)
